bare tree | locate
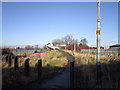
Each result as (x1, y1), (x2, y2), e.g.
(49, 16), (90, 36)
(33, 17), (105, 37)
(25, 45), (33, 50)
(35, 45), (39, 49)
(70, 39), (78, 45)
(80, 38), (88, 45)
(62, 34), (74, 46)
(52, 34), (75, 46)
(43, 45), (47, 49)
(52, 39), (62, 46)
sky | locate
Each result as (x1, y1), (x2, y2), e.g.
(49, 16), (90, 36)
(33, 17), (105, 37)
(118, 2), (120, 44)
(2, 2), (118, 48)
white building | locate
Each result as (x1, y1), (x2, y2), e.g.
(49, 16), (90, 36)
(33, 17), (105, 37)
(46, 43), (60, 50)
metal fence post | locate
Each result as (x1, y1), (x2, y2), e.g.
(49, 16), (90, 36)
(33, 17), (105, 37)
(6, 55), (8, 63)
(14, 56), (19, 70)
(97, 64), (102, 88)
(70, 61), (74, 88)
(38, 59), (42, 84)
(8, 55), (12, 67)
(24, 58), (30, 76)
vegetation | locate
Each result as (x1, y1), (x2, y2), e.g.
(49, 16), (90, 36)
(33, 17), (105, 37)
(2, 48), (14, 56)
(52, 34), (74, 46)
(64, 50), (120, 88)
(24, 45), (34, 50)
(2, 50), (68, 88)
(2, 48), (120, 88)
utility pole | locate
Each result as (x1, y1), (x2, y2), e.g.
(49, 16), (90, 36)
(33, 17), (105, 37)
(74, 40), (76, 55)
(96, 0), (102, 87)
(96, 0), (101, 66)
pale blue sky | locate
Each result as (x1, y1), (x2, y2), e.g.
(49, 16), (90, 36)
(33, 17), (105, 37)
(2, 2), (118, 47)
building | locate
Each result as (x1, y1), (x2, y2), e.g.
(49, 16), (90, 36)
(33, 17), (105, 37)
(109, 44), (120, 49)
(66, 44), (91, 51)
(109, 44), (120, 56)
(46, 43), (60, 50)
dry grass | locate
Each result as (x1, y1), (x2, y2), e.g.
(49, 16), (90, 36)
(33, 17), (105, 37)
(64, 50), (120, 88)
(2, 50), (68, 88)
(2, 49), (120, 88)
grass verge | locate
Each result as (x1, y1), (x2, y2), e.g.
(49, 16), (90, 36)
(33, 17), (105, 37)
(2, 50), (68, 88)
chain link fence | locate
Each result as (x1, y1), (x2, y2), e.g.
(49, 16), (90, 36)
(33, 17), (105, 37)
(80, 48), (120, 56)
(10, 49), (36, 56)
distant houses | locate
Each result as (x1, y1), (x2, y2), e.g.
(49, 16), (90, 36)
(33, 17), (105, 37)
(109, 44), (120, 49)
(45, 42), (120, 56)
(46, 43), (60, 50)
(109, 44), (120, 56)
(51, 42), (92, 51)
(80, 44), (120, 56)
(66, 44), (91, 51)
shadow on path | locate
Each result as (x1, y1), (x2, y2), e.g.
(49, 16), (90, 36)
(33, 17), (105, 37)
(26, 50), (75, 88)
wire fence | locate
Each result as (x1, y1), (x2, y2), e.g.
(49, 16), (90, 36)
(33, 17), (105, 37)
(80, 49), (120, 56)
(10, 50), (36, 56)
